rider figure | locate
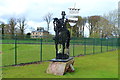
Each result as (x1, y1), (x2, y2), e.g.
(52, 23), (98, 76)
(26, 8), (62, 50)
(53, 11), (70, 59)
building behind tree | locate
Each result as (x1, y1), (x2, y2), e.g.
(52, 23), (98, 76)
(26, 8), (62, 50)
(31, 27), (49, 38)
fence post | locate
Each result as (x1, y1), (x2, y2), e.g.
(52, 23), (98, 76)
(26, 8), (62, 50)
(101, 38), (102, 53)
(73, 43), (74, 57)
(107, 38), (108, 51)
(14, 35), (17, 65)
(117, 38), (119, 49)
(84, 38), (86, 55)
(93, 38), (95, 54)
(40, 37), (42, 62)
(112, 38), (114, 50)
(116, 38), (118, 49)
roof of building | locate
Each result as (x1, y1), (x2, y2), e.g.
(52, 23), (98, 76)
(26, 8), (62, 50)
(32, 30), (49, 33)
(31, 27), (49, 33)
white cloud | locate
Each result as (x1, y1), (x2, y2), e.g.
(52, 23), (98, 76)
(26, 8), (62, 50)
(0, 0), (28, 15)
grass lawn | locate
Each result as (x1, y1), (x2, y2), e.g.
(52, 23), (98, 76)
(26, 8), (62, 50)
(2, 49), (118, 78)
(1, 43), (115, 66)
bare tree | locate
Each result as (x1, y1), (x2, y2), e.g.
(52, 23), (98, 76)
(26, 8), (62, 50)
(87, 16), (100, 36)
(0, 21), (5, 39)
(77, 16), (82, 37)
(98, 17), (113, 38)
(0, 21), (5, 34)
(17, 17), (27, 35)
(103, 9), (119, 38)
(76, 16), (87, 37)
(43, 12), (53, 32)
(104, 9), (118, 26)
(81, 17), (87, 37)
(8, 17), (17, 38)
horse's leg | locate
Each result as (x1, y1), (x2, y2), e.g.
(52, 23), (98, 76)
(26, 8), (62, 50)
(66, 39), (70, 49)
(55, 42), (58, 59)
(66, 30), (70, 49)
(65, 40), (69, 58)
(62, 43), (65, 59)
(66, 31), (70, 57)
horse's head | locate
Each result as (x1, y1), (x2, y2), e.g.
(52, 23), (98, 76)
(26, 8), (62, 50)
(53, 18), (62, 31)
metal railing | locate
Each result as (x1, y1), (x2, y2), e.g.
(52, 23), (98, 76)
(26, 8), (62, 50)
(1, 35), (119, 66)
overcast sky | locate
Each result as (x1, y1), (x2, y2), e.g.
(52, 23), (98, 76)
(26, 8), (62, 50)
(0, 0), (119, 34)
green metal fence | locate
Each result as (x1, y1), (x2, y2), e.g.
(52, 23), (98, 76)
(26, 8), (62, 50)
(1, 35), (119, 66)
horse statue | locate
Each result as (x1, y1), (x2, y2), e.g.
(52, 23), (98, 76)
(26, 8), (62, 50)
(53, 11), (70, 59)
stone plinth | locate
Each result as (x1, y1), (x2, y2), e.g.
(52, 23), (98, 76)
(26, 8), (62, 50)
(46, 59), (74, 75)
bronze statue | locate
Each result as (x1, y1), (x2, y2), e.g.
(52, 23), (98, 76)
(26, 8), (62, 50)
(53, 11), (70, 59)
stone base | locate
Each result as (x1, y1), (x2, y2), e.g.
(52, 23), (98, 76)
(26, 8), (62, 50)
(46, 59), (74, 75)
